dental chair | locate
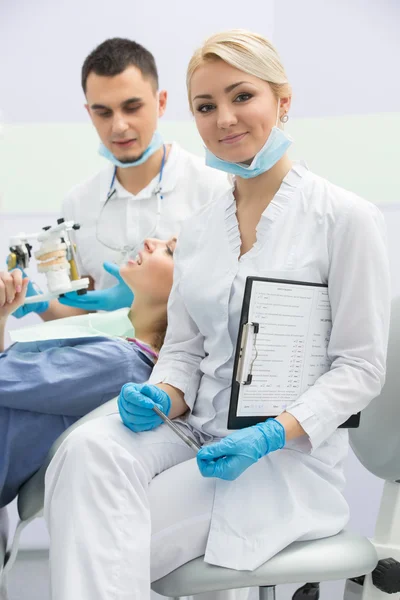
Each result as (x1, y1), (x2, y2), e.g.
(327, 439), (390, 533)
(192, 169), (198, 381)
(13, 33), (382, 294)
(2, 299), (400, 600)
(0, 508), (8, 600)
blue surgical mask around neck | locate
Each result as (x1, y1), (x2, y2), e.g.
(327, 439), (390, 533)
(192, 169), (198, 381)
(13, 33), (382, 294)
(98, 130), (164, 168)
(205, 103), (292, 179)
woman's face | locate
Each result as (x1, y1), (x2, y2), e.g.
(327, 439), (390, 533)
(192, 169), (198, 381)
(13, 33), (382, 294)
(191, 59), (286, 164)
(120, 237), (177, 303)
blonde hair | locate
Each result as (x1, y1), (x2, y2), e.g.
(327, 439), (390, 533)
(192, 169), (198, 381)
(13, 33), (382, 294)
(187, 29), (291, 112)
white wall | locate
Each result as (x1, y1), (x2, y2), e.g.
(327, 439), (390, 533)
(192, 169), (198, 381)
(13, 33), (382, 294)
(1, 0), (399, 122)
(0, 0), (275, 123)
(273, 0), (399, 118)
(1, 0), (399, 213)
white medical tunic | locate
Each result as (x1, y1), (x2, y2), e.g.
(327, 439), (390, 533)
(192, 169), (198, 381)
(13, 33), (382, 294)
(62, 142), (230, 289)
(149, 163), (391, 570)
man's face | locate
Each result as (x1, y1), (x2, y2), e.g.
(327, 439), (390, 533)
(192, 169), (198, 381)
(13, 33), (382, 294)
(85, 66), (167, 163)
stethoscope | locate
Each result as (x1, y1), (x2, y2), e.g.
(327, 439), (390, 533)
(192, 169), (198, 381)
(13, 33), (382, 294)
(95, 144), (167, 260)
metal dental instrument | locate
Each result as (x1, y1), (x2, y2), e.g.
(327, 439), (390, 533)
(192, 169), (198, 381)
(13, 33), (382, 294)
(152, 405), (201, 453)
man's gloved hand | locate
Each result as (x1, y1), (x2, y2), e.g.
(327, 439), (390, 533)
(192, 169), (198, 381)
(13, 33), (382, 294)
(58, 261), (134, 312)
(118, 383), (171, 433)
(197, 419), (286, 481)
(10, 267), (49, 318)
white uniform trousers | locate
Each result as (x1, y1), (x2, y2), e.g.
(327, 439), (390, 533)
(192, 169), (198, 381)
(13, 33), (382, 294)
(44, 415), (250, 600)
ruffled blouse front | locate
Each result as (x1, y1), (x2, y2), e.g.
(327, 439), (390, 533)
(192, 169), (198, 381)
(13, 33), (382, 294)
(224, 161), (308, 260)
(184, 163), (311, 441)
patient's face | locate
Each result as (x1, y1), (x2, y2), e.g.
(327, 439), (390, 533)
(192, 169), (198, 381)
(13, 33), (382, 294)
(120, 237), (177, 303)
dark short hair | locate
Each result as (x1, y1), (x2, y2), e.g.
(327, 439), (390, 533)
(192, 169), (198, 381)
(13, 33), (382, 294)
(81, 38), (159, 93)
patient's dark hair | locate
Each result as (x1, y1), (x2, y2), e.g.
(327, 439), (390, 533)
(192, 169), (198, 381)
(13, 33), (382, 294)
(81, 38), (159, 93)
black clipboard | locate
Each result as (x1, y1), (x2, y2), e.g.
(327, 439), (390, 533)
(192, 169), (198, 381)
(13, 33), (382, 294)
(228, 276), (360, 430)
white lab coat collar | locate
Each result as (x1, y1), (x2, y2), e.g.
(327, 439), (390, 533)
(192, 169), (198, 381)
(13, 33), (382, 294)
(106, 142), (181, 202)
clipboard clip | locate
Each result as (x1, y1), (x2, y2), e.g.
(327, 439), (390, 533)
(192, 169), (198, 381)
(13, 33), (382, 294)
(235, 321), (259, 386)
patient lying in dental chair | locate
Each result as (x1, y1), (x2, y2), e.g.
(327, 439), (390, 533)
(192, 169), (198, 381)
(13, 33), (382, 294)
(0, 237), (176, 507)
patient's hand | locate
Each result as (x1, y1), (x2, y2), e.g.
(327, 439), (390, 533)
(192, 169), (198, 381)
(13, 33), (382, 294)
(0, 270), (29, 320)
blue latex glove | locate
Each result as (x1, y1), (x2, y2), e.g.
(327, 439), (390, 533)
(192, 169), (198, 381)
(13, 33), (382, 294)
(58, 261), (134, 311)
(10, 267), (49, 318)
(197, 419), (286, 481)
(118, 383), (171, 433)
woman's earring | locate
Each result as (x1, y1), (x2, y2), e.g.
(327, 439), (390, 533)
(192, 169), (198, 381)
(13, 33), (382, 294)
(280, 113), (289, 123)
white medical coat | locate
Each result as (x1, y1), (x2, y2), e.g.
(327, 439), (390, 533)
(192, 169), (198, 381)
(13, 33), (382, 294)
(149, 163), (391, 570)
(62, 142), (230, 289)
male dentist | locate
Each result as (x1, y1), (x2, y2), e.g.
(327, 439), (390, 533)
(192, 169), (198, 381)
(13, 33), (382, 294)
(13, 37), (229, 320)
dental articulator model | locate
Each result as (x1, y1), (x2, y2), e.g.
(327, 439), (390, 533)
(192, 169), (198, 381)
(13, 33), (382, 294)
(7, 219), (89, 303)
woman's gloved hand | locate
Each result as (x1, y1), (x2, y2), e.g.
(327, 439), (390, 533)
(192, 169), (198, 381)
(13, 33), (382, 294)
(118, 383), (171, 433)
(59, 262), (134, 311)
(197, 419), (286, 481)
(9, 268), (49, 318)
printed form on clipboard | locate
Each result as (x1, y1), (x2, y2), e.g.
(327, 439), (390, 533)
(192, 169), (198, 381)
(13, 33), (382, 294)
(228, 277), (360, 430)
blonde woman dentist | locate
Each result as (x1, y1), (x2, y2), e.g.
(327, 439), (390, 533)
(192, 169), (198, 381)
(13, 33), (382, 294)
(44, 30), (390, 600)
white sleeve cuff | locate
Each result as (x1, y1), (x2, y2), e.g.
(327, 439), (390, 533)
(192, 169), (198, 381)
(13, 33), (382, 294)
(149, 362), (201, 410)
(286, 403), (333, 451)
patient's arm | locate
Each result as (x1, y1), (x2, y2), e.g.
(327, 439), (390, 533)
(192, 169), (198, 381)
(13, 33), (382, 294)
(0, 337), (152, 416)
(0, 270), (29, 351)
(41, 275), (96, 321)
(41, 299), (88, 321)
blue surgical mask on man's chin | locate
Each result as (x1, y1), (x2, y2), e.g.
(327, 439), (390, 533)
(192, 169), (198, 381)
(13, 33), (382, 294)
(205, 125), (292, 179)
(98, 130), (164, 168)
